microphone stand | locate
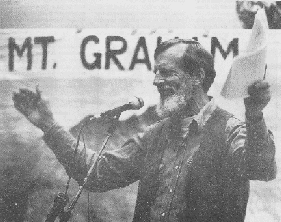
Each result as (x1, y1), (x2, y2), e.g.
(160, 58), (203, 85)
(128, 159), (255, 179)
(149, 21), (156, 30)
(45, 114), (120, 222)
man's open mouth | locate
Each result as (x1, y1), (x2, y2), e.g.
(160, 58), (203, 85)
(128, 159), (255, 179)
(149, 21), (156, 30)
(158, 86), (175, 99)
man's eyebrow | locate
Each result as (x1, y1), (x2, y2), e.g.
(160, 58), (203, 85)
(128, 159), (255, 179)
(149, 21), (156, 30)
(153, 67), (179, 76)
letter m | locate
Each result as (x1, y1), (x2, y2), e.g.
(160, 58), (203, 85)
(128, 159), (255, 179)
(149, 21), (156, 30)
(211, 37), (238, 59)
(9, 37), (32, 71)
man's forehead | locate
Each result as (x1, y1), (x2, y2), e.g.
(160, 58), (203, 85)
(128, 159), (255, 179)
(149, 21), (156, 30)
(158, 43), (187, 58)
(155, 43), (188, 67)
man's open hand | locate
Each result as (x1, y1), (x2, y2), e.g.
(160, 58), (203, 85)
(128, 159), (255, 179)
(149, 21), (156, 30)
(13, 87), (55, 131)
(244, 80), (271, 118)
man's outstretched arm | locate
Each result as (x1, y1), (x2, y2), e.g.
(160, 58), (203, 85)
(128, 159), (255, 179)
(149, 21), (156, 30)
(13, 87), (144, 191)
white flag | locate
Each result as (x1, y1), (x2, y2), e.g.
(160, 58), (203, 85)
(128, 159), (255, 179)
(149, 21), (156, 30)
(220, 8), (268, 99)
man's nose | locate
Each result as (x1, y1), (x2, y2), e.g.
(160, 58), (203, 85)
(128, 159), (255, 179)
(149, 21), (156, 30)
(153, 75), (165, 86)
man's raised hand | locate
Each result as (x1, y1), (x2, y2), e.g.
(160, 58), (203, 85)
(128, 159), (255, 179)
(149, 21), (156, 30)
(13, 86), (55, 131)
(244, 80), (271, 119)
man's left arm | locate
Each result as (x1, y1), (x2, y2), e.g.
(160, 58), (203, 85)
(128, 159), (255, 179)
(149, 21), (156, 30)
(244, 114), (276, 181)
(228, 80), (277, 181)
(243, 80), (277, 180)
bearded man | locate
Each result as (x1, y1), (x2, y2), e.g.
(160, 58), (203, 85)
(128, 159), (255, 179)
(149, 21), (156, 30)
(13, 39), (276, 222)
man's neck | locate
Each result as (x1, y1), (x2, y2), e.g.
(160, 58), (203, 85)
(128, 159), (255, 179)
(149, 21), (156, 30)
(174, 90), (210, 120)
(189, 92), (210, 116)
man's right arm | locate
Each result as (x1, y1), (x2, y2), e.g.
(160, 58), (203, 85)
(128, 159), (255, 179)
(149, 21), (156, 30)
(42, 123), (146, 192)
(12, 87), (146, 192)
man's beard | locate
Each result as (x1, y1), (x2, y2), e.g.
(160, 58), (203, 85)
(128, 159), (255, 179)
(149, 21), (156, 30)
(156, 92), (188, 119)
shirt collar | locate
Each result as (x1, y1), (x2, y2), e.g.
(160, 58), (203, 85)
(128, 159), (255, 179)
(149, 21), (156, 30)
(181, 98), (217, 137)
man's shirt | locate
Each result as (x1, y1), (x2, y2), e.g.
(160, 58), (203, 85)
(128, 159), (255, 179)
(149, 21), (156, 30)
(150, 99), (217, 220)
(43, 102), (276, 221)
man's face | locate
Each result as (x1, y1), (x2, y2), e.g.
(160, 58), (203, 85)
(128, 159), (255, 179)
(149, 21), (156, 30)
(153, 44), (195, 118)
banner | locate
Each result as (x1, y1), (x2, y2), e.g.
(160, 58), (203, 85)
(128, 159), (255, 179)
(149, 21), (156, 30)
(1, 28), (270, 80)
(2, 29), (281, 117)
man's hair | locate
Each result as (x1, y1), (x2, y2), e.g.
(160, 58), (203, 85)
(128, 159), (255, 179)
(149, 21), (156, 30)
(154, 38), (216, 93)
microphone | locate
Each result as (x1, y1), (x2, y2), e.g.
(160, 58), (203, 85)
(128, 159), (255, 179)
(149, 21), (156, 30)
(100, 97), (144, 118)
